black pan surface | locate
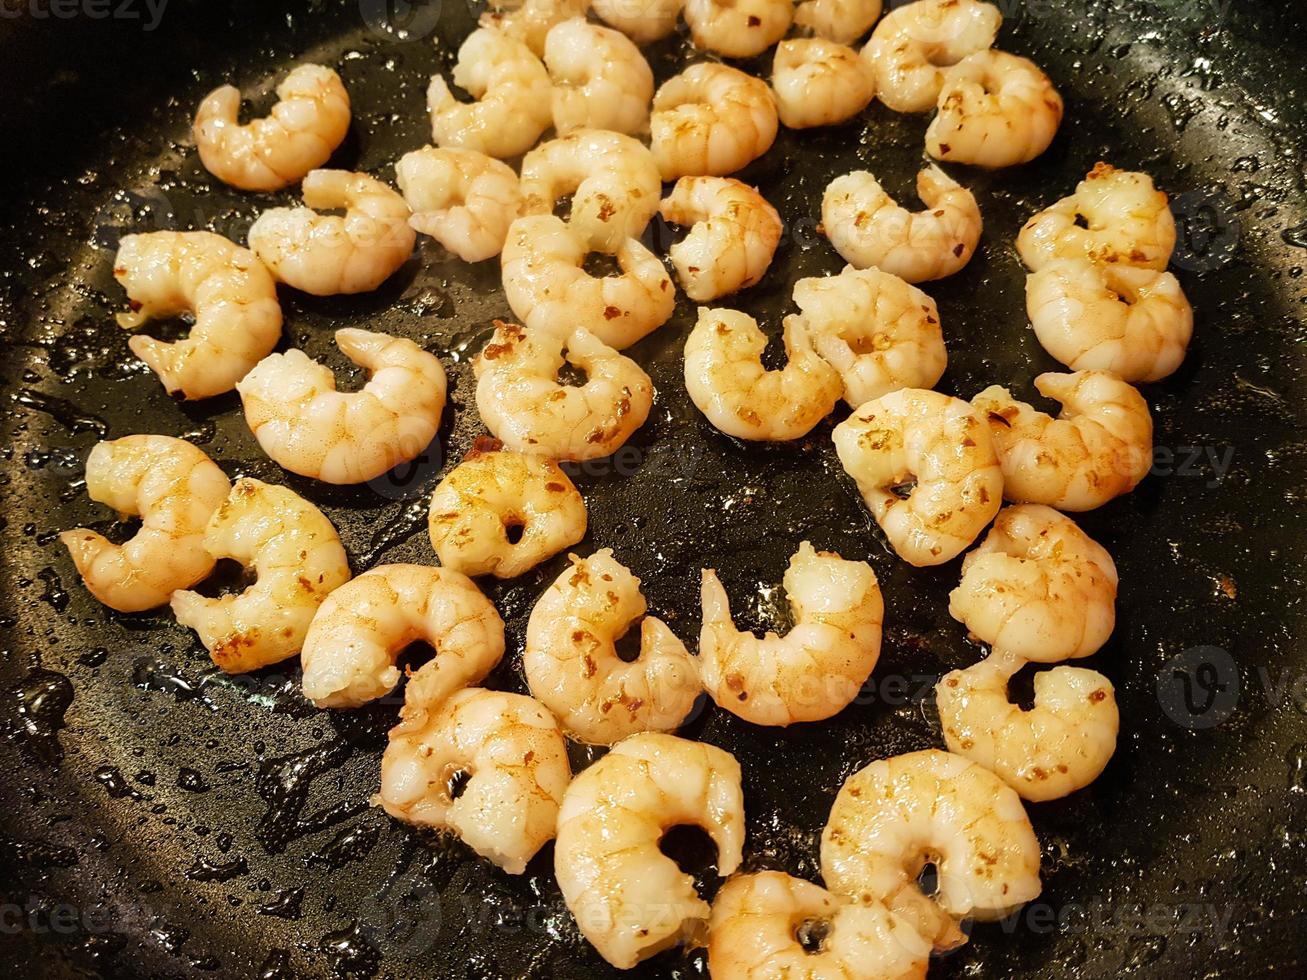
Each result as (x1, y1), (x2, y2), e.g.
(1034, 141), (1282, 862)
(2, 0), (1306, 976)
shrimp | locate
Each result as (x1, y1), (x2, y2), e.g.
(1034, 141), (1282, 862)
(236, 328), (447, 486)
(379, 687), (570, 874)
(247, 170), (416, 295)
(300, 564), (505, 709)
(821, 166), (982, 283)
(700, 542), (883, 726)
(501, 214), (675, 349)
(170, 479), (351, 674)
(937, 651), (1119, 802)
(832, 388), (1002, 567)
(112, 231), (282, 400)
(973, 371), (1153, 512)
(544, 19), (654, 136)
(820, 749), (1042, 951)
(518, 130), (661, 251)
(427, 442), (587, 579)
(707, 872), (930, 980)
(1025, 259), (1193, 383)
(861, 0), (1001, 113)
(771, 38), (877, 130)
(60, 436), (231, 613)
(554, 732), (745, 968)
(792, 265), (947, 407)
(524, 550), (701, 744)
(926, 50), (1063, 168)
(651, 63), (779, 181)
(684, 308), (842, 442)
(1017, 162), (1177, 272)
(395, 146), (522, 263)
(794, 0), (884, 46)
(592, 0), (683, 44)
(474, 321), (653, 461)
(427, 27), (553, 159)
(480, 0), (589, 55)
(658, 176), (782, 301)
(193, 64), (350, 192)
(684, 0), (792, 59)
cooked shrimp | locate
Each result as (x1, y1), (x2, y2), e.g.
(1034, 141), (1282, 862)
(684, 0), (791, 58)
(236, 328), (446, 486)
(659, 176), (782, 301)
(380, 687), (570, 874)
(247, 170), (416, 295)
(170, 478), (351, 674)
(861, 0), (1001, 113)
(973, 371), (1153, 511)
(772, 38), (877, 130)
(60, 436), (230, 613)
(545, 19), (654, 136)
(501, 214), (675, 349)
(792, 264), (947, 407)
(684, 308), (842, 442)
(193, 64), (350, 192)
(651, 63), (779, 180)
(427, 27), (553, 159)
(700, 542), (883, 726)
(480, 0), (589, 55)
(396, 146), (522, 263)
(937, 651), (1119, 802)
(474, 321), (653, 461)
(1017, 162), (1176, 272)
(113, 231), (282, 400)
(794, 0), (883, 45)
(554, 732), (745, 968)
(427, 442), (587, 579)
(820, 749), (1042, 950)
(821, 166), (981, 282)
(708, 872), (930, 980)
(518, 130), (661, 251)
(300, 564), (505, 709)
(524, 550), (701, 744)
(832, 388), (1002, 567)
(926, 50), (1063, 168)
(592, 0), (683, 43)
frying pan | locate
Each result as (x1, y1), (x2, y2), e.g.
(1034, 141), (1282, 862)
(2, 0), (1306, 976)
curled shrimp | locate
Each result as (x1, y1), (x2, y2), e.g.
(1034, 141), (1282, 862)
(427, 442), (587, 579)
(474, 321), (653, 461)
(502, 214), (675, 349)
(684, 307), (843, 442)
(396, 146), (522, 263)
(1027, 258), (1193, 383)
(545, 19), (654, 135)
(1017, 162), (1177, 271)
(821, 165), (981, 283)
(793, 264), (947, 407)
(926, 50), (1063, 168)
(60, 436), (230, 613)
(554, 732), (745, 968)
(171, 478), (351, 674)
(684, 0), (792, 58)
(193, 64), (350, 192)
(937, 651), (1119, 802)
(380, 687), (571, 874)
(113, 231), (282, 400)
(300, 564), (505, 709)
(700, 542), (883, 726)
(651, 63), (779, 181)
(708, 871), (930, 980)
(832, 388), (1002, 566)
(427, 27), (553, 159)
(480, 0), (589, 55)
(237, 328), (447, 486)
(821, 749), (1042, 950)
(772, 38), (877, 130)
(524, 549), (701, 744)
(794, 0), (884, 46)
(658, 176), (782, 301)
(973, 371), (1153, 511)
(591, 0), (683, 44)
(248, 169), (416, 295)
